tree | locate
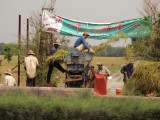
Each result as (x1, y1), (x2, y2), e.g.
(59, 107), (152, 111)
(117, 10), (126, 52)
(0, 43), (6, 55)
(129, 0), (160, 61)
(138, 0), (160, 24)
(29, 0), (70, 86)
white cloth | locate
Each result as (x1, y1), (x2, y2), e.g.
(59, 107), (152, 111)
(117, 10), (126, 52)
(75, 43), (85, 51)
(97, 66), (110, 80)
(97, 66), (110, 75)
(4, 75), (16, 86)
(24, 55), (39, 79)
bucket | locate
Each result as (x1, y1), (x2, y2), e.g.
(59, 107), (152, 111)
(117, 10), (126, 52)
(116, 89), (122, 95)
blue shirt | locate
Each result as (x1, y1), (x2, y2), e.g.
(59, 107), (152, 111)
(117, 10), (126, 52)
(120, 64), (135, 79)
(74, 37), (90, 50)
(50, 46), (57, 55)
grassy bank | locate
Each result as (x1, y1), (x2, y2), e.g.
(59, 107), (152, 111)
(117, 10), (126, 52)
(0, 91), (160, 120)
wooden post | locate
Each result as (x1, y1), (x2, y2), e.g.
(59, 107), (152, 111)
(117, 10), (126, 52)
(18, 15), (21, 86)
(27, 18), (29, 52)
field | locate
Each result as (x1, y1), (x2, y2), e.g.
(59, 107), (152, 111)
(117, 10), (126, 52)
(0, 55), (126, 86)
(91, 57), (126, 74)
(0, 55), (26, 86)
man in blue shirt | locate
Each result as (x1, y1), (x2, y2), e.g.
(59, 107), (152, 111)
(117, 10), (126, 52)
(47, 41), (65, 83)
(74, 32), (94, 53)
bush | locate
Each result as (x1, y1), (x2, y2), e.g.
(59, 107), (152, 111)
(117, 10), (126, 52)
(0, 91), (160, 119)
(124, 62), (160, 96)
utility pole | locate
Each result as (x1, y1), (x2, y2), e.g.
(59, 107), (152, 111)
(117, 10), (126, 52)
(18, 15), (21, 86)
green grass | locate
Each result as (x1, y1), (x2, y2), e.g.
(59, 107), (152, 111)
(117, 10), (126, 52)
(0, 91), (160, 119)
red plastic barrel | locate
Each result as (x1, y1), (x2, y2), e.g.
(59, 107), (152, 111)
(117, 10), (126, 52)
(116, 89), (122, 95)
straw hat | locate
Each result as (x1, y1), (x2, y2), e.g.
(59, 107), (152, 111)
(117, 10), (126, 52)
(53, 41), (61, 46)
(83, 32), (90, 36)
(97, 63), (103, 66)
(5, 69), (12, 75)
(28, 50), (35, 55)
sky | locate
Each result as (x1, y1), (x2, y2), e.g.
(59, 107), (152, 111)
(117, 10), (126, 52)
(0, 0), (147, 47)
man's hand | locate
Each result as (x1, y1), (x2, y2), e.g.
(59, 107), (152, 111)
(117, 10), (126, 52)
(105, 73), (109, 76)
(124, 72), (127, 75)
(89, 48), (94, 53)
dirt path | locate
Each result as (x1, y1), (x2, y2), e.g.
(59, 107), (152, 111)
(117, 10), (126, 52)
(107, 61), (141, 95)
(107, 74), (124, 95)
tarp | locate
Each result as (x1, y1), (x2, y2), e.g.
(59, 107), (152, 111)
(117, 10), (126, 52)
(94, 74), (107, 96)
(42, 10), (152, 40)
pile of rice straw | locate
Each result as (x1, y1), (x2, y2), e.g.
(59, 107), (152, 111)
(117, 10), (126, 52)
(46, 49), (69, 62)
(125, 62), (160, 96)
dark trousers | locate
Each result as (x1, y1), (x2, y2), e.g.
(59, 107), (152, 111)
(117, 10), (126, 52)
(123, 75), (127, 84)
(27, 77), (36, 87)
(47, 61), (65, 83)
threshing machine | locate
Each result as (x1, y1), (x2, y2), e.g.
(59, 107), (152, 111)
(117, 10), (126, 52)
(65, 51), (92, 87)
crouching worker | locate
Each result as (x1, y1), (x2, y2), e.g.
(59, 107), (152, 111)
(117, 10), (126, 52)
(74, 32), (94, 53)
(87, 65), (96, 88)
(24, 50), (39, 87)
(47, 41), (65, 84)
(120, 63), (135, 84)
(4, 69), (16, 86)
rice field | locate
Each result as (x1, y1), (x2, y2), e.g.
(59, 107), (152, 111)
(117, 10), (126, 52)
(0, 55), (126, 86)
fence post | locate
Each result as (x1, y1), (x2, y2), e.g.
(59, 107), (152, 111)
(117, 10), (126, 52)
(18, 15), (21, 86)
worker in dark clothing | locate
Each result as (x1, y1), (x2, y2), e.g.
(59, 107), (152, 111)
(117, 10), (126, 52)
(87, 65), (96, 88)
(47, 41), (65, 83)
(120, 63), (135, 84)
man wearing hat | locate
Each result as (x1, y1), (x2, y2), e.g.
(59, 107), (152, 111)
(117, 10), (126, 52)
(97, 63), (110, 80)
(74, 32), (94, 53)
(24, 50), (39, 87)
(4, 69), (16, 86)
(47, 40), (65, 83)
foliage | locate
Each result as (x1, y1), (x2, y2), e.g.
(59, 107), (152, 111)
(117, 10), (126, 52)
(130, 37), (150, 60)
(124, 62), (160, 96)
(0, 43), (6, 55)
(29, 4), (70, 86)
(125, 45), (134, 62)
(128, 14), (160, 61)
(150, 22), (160, 61)
(3, 43), (24, 63)
(138, 0), (160, 23)
(0, 91), (160, 119)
